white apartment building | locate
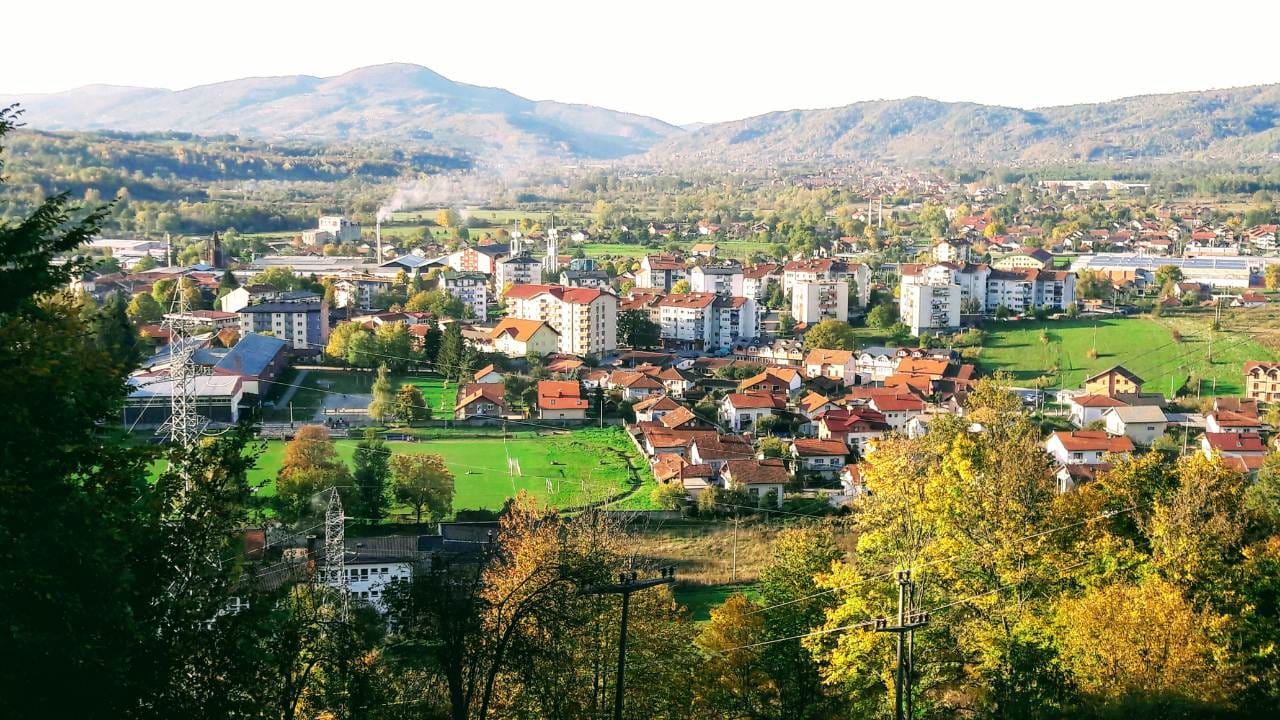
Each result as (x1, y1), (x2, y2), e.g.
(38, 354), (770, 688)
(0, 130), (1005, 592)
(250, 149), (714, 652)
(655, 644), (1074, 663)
(742, 263), (781, 301)
(505, 284), (617, 357)
(781, 259), (871, 307)
(496, 254), (542, 290)
(437, 271), (489, 319)
(900, 281), (961, 337)
(791, 280), (849, 324)
(656, 293), (758, 351)
(689, 264), (744, 296)
(635, 255), (687, 291)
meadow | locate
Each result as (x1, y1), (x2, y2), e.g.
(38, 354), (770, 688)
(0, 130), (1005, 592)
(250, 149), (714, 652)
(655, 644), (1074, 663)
(976, 313), (1278, 396)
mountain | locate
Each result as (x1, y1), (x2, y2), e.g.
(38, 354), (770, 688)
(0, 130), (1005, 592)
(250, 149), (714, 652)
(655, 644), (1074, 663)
(649, 85), (1280, 166)
(1, 63), (682, 162)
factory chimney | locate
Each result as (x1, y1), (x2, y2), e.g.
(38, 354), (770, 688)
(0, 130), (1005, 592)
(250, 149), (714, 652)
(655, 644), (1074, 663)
(375, 218), (383, 267)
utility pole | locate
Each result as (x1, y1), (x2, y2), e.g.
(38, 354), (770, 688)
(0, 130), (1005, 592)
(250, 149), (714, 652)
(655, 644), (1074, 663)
(731, 514), (739, 583)
(590, 567), (676, 720)
(875, 570), (929, 720)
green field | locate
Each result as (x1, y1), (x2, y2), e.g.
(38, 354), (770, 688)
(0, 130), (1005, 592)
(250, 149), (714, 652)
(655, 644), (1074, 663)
(675, 583), (761, 622)
(976, 314), (1278, 396)
(264, 369), (457, 422)
(232, 427), (654, 516)
(581, 239), (780, 261)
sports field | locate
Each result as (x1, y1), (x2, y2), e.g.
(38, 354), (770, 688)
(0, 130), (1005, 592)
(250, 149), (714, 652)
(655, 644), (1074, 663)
(264, 369), (457, 422)
(238, 427), (653, 515)
(976, 314), (1278, 396)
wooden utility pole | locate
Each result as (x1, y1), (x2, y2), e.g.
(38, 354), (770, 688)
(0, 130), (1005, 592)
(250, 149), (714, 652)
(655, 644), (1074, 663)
(590, 567), (676, 720)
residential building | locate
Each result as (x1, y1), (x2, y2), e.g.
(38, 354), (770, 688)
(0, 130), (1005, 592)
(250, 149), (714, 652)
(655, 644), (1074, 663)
(738, 367), (804, 396)
(690, 242), (718, 258)
(732, 337), (805, 367)
(1202, 432), (1267, 461)
(791, 438), (850, 479)
(1205, 410), (1262, 434)
(782, 259), (870, 307)
(1102, 406), (1168, 446)
(608, 370), (665, 400)
(900, 280), (961, 336)
(932, 238), (971, 263)
(636, 255), (687, 291)
(473, 365), (504, 384)
(1045, 431), (1135, 466)
(454, 384), (508, 423)
(804, 349), (858, 386)
(633, 394), (682, 423)
(817, 409), (889, 456)
(447, 243), (510, 275)
(1244, 361), (1280, 404)
(689, 263), (744, 296)
(560, 269), (610, 288)
(436, 271), (489, 319)
(331, 276), (394, 310)
(537, 380), (588, 421)
(854, 346), (901, 384)
(496, 253), (542, 290)
(721, 458), (789, 507)
(1066, 394), (1128, 427)
(656, 293), (758, 351)
(487, 318), (559, 358)
(505, 284), (618, 357)
(791, 280), (849, 324)
(869, 394), (928, 431)
(742, 264), (781, 301)
(720, 392), (786, 431)
(238, 299), (329, 353)
(992, 248), (1053, 271)
(688, 435), (753, 476)
(1084, 366), (1144, 398)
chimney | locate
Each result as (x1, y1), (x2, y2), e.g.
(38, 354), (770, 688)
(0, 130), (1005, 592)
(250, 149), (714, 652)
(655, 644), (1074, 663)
(376, 218), (383, 264)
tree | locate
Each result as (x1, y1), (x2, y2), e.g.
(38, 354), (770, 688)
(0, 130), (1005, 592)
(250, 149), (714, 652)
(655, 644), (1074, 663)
(276, 425), (353, 521)
(1266, 265), (1280, 291)
(437, 322), (463, 380)
(351, 429), (391, 521)
(90, 291), (141, 369)
(1155, 264), (1184, 290)
(325, 321), (369, 362)
(804, 318), (858, 350)
(436, 208), (462, 229)
(392, 453), (455, 524)
(368, 364), (395, 421)
(256, 265), (300, 292)
(866, 303), (897, 329)
(395, 383), (429, 424)
(650, 483), (686, 510)
(671, 279), (691, 294)
(694, 593), (775, 717)
(346, 328), (380, 367)
(758, 436), (789, 458)
(374, 321), (414, 371)
(618, 308), (661, 348)
(218, 268), (239, 292)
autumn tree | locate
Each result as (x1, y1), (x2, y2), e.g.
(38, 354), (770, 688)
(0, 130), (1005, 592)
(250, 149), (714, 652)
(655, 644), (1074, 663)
(694, 593), (775, 717)
(394, 383), (429, 424)
(804, 318), (858, 350)
(392, 453), (455, 524)
(276, 425), (353, 521)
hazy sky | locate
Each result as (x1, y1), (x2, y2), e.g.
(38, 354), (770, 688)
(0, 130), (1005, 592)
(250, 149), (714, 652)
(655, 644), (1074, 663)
(8, 0), (1279, 125)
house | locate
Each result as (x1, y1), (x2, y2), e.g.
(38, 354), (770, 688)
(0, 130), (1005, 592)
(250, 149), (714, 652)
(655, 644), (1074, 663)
(688, 435), (753, 475)
(690, 242), (718, 258)
(797, 391), (837, 420)
(721, 392), (787, 431)
(331, 276), (395, 310)
(1232, 292), (1267, 308)
(1045, 431), (1135, 466)
(653, 455), (716, 498)
(238, 299), (329, 353)
(804, 349), (858, 387)
(473, 364), (504, 384)
(689, 263), (744, 296)
(1244, 361), (1280, 404)
(1066, 394), (1128, 427)
(659, 405), (700, 429)
(816, 409), (889, 457)
(1201, 432), (1267, 461)
(1056, 462), (1113, 494)
(869, 394), (928, 431)
(791, 438), (850, 479)
(1205, 410), (1262, 434)
(1083, 366), (1144, 398)
(633, 394), (683, 423)
(656, 366), (696, 397)
(738, 367), (803, 396)
(487, 318), (559, 358)
(1101, 406), (1168, 446)
(608, 370), (665, 401)
(454, 384), (508, 423)
(536, 380), (588, 421)
(721, 459), (789, 508)
(742, 264), (781, 301)
(855, 346), (901, 384)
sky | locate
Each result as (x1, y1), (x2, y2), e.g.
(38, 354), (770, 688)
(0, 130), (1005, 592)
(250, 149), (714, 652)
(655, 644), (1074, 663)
(7, 0), (1280, 126)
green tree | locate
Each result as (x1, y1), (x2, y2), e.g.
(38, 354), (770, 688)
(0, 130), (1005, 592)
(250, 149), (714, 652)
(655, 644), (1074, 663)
(866, 302), (897, 329)
(618, 308), (661, 348)
(88, 291), (141, 369)
(256, 265), (300, 291)
(394, 383), (429, 424)
(650, 483), (687, 510)
(368, 364), (395, 421)
(804, 318), (858, 350)
(375, 321), (414, 371)
(346, 329), (379, 367)
(392, 453), (455, 524)
(436, 322), (463, 380)
(351, 429), (391, 521)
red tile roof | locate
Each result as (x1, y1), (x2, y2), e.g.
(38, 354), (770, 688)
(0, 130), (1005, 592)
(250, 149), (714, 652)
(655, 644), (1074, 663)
(792, 438), (850, 457)
(1204, 432), (1266, 454)
(1050, 431), (1135, 453)
(537, 380), (588, 410)
(723, 458), (789, 485)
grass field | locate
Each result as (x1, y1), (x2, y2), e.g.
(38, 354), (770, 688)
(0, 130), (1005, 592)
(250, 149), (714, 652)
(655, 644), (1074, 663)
(977, 313), (1279, 396)
(264, 369), (457, 422)
(675, 583), (761, 622)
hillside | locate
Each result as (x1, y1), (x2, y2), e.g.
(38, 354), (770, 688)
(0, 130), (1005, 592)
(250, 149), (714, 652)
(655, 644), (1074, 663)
(1, 63), (682, 162)
(649, 85), (1280, 166)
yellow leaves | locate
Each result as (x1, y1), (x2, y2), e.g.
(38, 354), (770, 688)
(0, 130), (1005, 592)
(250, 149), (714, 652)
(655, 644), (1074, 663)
(1053, 577), (1235, 703)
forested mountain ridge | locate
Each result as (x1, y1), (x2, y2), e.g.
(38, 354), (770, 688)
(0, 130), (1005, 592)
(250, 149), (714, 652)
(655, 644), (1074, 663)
(649, 84), (1280, 166)
(1, 63), (683, 162)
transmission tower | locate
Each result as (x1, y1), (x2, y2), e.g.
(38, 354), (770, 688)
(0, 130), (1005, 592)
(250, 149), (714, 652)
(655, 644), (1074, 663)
(324, 488), (349, 621)
(158, 280), (208, 462)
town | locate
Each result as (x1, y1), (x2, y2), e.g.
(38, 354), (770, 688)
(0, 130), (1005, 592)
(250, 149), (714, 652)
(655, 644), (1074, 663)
(8, 6), (1280, 716)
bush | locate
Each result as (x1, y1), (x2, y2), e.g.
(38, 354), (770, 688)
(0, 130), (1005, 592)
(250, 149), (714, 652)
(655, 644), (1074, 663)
(650, 483), (687, 511)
